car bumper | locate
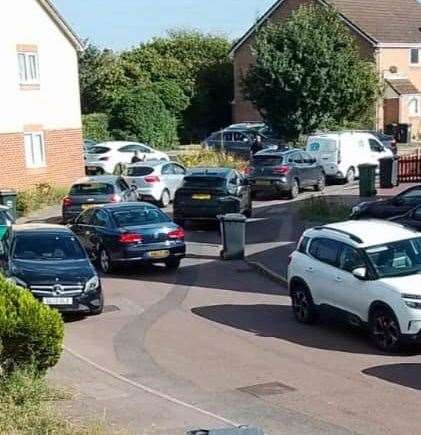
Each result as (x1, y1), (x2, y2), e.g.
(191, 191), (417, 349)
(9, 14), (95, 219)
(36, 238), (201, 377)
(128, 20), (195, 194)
(136, 186), (163, 202)
(174, 203), (241, 220)
(112, 242), (186, 263)
(250, 178), (291, 192)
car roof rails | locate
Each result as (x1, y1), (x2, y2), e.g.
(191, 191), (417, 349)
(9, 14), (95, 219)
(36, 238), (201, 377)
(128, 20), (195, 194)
(313, 226), (364, 244)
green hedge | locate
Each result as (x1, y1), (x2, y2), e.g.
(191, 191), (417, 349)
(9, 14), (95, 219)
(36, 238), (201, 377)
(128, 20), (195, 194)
(0, 276), (64, 374)
(82, 113), (111, 143)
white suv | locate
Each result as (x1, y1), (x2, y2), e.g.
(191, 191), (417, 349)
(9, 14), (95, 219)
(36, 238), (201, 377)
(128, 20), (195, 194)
(288, 220), (421, 352)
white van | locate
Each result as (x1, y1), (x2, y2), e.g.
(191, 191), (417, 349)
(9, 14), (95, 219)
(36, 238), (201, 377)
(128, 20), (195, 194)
(306, 132), (393, 183)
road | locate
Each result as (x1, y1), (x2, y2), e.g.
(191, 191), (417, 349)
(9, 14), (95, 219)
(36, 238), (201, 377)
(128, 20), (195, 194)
(48, 187), (421, 435)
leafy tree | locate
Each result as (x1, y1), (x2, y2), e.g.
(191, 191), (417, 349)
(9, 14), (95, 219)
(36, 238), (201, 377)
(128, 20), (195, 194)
(243, 5), (381, 142)
(82, 113), (111, 142)
(109, 87), (178, 149)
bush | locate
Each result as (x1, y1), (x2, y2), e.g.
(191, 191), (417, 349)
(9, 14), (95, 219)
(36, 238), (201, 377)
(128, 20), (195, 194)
(298, 196), (351, 224)
(0, 276), (64, 374)
(176, 150), (247, 171)
(17, 183), (68, 217)
(82, 113), (111, 143)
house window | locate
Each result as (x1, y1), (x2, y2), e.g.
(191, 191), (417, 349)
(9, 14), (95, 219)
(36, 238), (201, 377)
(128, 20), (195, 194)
(18, 52), (39, 83)
(24, 133), (45, 168)
(410, 48), (420, 65)
(409, 97), (420, 116)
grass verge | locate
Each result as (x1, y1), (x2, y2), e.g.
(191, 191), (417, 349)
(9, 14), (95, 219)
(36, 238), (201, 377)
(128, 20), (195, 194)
(298, 195), (352, 225)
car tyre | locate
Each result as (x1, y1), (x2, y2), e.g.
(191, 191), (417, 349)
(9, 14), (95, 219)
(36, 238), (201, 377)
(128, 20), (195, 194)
(291, 284), (318, 324)
(369, 307), (402, 352)
(89, 292), (104, 316)
(314, 174), (326, 192)
(165, 258), (181, 270)
(99, 248), (115, 274)
(289, 179), (299, 199)
(159, 189), (171, 208)
(345, 167), (356, 184)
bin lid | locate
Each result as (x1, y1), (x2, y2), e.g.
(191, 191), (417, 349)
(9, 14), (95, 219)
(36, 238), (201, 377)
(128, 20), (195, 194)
(218, 213), (247, 222)
(357, 163), (378, 168)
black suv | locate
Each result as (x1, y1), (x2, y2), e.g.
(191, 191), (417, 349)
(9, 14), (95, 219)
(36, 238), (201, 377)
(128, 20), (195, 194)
(247, 149), (325, 198)
(173, 168), (252, 225)
(3, 224), (103, 315)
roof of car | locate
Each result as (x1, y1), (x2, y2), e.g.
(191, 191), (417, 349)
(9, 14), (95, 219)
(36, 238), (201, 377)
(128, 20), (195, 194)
(309, 220), (419, 247)
(187, 167), (233, 177)
(13, 224), (72, 234)
(127, 160), (174, 168)
(93, 141), (149, 148)
(100, 202), (159, 211)
(72, 175), (121, 185)
(255, 148), (297, 157)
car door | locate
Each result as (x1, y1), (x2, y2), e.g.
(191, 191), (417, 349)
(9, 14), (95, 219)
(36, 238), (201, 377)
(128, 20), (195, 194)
(394, 205), (421, 231)
(300, 151), (319, 185)
(117, 177), (136, 202)
(86, 209), (112, 258)
(307, 238), (342, 305)
(222, 132), (234, 153)
(161, 163), (176, 197)
(287, 152), (305, 185)
(233, 131), (251, 156)
(172, 164), (187, 192)
(71, 208), (96, 254)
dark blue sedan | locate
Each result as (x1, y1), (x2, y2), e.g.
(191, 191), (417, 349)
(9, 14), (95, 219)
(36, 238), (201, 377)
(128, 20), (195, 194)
(71, 203), (186, 273)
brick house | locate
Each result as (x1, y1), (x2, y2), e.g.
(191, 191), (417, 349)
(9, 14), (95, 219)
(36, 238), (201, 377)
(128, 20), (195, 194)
(0, 0), (85, 190)
(231, 0), (421, 140)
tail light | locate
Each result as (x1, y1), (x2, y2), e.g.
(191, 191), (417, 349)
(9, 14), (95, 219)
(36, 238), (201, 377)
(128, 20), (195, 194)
(99, 157), (109, 161)
(118, 233), (143, 244)
(244, 167), (253, 175)
(273, 165), (291, 174)
(62, 196), (72, 207)
(109, 194), (121, 203)
(168, 227), (185, 240)
(144, 175), (160, 183)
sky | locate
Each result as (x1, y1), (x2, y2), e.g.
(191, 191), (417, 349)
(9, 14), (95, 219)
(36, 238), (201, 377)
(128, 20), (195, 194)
(53, 0), (274, 50)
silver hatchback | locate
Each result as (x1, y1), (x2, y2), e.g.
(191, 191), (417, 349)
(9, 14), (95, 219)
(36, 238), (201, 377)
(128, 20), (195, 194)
(125, 161), (187, 207)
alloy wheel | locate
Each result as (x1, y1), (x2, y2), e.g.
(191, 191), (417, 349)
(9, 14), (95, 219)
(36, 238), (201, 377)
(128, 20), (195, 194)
(291, 181), (299, 199)
(346, 168), (355, 184)
(292, 289), (309, 322)
(160, 190), (170, 207)
(372, 314), (400, 351)
(100, 250), (110, 273)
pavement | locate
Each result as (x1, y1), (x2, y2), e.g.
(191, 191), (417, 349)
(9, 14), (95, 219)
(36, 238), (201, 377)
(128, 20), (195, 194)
(16, 182), (421, 435)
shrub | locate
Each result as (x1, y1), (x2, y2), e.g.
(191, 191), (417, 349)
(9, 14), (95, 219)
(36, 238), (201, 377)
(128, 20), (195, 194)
(17, 183), (68, 217)
(82, 113), (111, 143)
(298, 196), (351, 224)
(176, 150), (247, 171)
(0, 276), (64, 374)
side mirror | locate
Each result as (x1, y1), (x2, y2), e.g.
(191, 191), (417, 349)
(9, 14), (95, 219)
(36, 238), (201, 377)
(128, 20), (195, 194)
(352, 267), (367, 280)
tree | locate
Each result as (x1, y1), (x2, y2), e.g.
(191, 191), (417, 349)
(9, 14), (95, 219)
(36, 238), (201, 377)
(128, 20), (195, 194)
(109, 86), (178, 149)
(243, 5), (381, 142)
(82, 113), (111, 142)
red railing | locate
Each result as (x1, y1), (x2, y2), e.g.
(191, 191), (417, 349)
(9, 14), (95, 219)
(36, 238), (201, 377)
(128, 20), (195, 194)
(398, 153), (421, 182)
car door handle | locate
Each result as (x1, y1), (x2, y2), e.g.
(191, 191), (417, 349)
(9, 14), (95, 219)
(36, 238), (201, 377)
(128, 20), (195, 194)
(305, 267), (315, 273)
(335, 276), (343, 282)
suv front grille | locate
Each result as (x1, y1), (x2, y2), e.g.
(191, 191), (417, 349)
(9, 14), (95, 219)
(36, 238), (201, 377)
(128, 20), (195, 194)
(30, 284), (83, 297)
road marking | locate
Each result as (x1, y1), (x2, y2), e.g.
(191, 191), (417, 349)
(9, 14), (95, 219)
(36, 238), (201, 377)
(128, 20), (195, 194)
(64, 345), (241, 428)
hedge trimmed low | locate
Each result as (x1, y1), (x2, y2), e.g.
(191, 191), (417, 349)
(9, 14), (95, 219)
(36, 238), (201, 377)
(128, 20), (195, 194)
(0, 276), (64, 374)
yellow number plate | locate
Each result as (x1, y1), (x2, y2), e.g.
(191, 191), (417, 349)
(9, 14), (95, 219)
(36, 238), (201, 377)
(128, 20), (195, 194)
(82, 204), (95, 210)
(148, 250), (170, 259)
(192, 194), (211, 200)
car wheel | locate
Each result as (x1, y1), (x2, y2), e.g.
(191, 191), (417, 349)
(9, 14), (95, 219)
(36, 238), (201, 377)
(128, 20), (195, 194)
(291, 284), (317, 324)
(159, 189), (171, 208)
(314, 174), (326, 192)
(165, 258), (181, 270)
(289, 179), (299, 199)
(369, 307), (402, 352)
(345, 167), (356, 184)
(89, 292), (104, 316)
(99, 248), (114, 274)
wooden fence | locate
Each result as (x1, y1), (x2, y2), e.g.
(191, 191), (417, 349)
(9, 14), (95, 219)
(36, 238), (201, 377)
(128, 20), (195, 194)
(398, 153), (421, 182)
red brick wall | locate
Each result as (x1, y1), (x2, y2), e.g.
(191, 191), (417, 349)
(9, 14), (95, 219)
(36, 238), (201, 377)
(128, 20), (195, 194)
(0, 128), (84, 190)
(232, 0), (376, 123)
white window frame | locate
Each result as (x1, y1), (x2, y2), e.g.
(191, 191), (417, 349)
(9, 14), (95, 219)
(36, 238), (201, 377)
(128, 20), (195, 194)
(409, 97), (420, 117)
(17, 52), (40, 84)
(410, 48), (421, 66)
(24, 132), (46, 168)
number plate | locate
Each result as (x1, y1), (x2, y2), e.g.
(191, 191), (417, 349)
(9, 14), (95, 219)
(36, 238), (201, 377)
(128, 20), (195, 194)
(82, 204), (95, 210)
(148, 250), (170, 259)
(256, 180), (271, 186)
(87, 166), (98, 171)
(43, 297), (73, 306)
(192, 194), (211, 200)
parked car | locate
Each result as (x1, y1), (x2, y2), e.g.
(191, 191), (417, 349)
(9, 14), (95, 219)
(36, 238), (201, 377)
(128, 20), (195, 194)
(351, 185), (421, 220)
(85, 141), (170, 174)
(62, 176), (138, 223)
(306, 131), (393, 183)
(125, 161), (186, 207)
(84, 139), (96, 152)
(368, 131), (398, 155)
(71, 203), (186, 273)
(173, 168), (252, 225)
(3, 224), (103, 315)
(202, 124), (280, 157)
(288, 219), (421, 352)
(246, 149), (325, 199)
(390, 204), (421, 230)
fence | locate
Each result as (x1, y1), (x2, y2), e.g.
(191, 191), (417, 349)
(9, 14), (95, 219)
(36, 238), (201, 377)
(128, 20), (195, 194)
(398, 152), (421, 182)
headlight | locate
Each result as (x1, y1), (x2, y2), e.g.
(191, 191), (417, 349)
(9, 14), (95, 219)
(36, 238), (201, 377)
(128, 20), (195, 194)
(403, 294), (421, 309)
(8, 277), (27, 288)
(405, 301), (421, 309)
(402, 294), (421, 300)
(352, 206), (361, 214)
(85, 275), (99, 292)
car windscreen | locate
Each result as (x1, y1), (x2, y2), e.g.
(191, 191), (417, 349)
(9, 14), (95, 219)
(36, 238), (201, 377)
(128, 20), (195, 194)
(252, 155), (283, 166)
(183, 176), (226, 188)
(365, 237), (421, 278)
(307, 138), (337, 153)
(112, 207), (170, 227)
(69, 183), (114, 196)
(89, 146), (110, 154)
(13, 234), (86, 261)
(126, 167), (154, 177)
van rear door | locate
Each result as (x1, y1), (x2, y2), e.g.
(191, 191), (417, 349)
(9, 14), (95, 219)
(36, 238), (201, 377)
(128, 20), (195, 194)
(306, 137), (339, 175)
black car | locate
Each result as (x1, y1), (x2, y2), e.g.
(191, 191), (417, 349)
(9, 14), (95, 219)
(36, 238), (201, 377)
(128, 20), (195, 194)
(2, 224), (103, 315)
(173, 168), (252, 225)
(352, 185), (421, 220)
(62, 175), (138, 223)
(71, 203), (186, 273)
(390, 204), (421, 230)
(247, 149), (325, 198)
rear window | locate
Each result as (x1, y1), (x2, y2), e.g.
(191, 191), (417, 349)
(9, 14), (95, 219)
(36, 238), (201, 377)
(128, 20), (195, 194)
(252, 155), (283, 166)
(112, 207), (170, 227)
(70, 183), (114, 195)
(89, 146), (110, 154)
(126, 167), (154, 177)
(183, 176), (226, 188)
(0, 211), (13, 225)
(307, 138), (337, 153)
